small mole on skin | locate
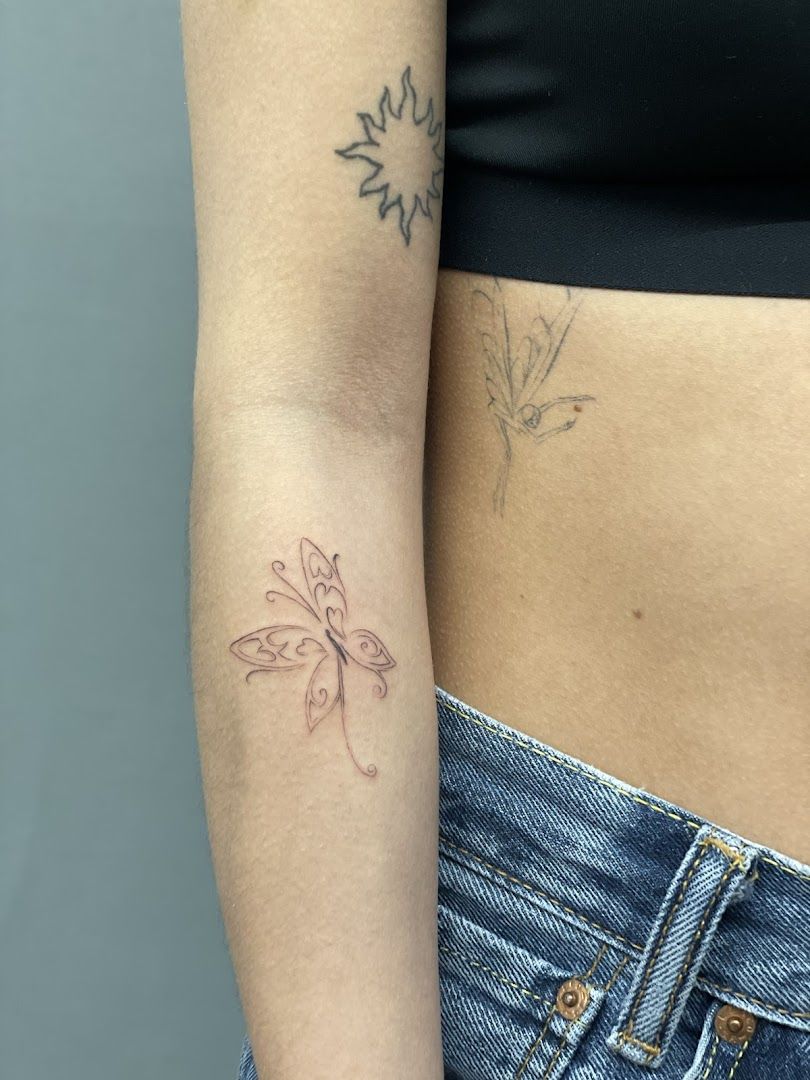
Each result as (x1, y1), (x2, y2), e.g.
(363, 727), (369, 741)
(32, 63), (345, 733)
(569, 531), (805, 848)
(573, 404), (583, 412)
(632, 609), (643, 619)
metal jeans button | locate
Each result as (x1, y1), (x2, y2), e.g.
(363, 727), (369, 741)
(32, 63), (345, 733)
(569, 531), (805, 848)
(715, 1004), (757, 1044)
(556, 978), (590, 1020)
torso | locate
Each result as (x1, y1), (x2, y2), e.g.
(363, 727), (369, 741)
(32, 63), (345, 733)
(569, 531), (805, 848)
(425, 269), (810, 861)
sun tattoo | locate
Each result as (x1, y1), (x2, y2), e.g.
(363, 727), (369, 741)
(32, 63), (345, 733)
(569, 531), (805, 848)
(230, 539), (395, 778)
(473, 279), (595, 515)
(335, 66), (444, 245)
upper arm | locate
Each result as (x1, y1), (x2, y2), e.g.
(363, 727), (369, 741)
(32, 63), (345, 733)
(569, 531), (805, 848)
(181, 0), (446, 442)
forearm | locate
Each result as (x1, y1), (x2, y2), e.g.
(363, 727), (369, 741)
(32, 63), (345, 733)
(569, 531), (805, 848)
(183, 1), (446, 1070)
(190, 407), (442, 1078)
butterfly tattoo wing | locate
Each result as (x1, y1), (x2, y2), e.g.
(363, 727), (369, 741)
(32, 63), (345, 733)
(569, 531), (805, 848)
(514, 290), (581, 414)
(471, 282), (513, 422)
(343, 629), (395, 672)
(304, 652), (342, 730)
(300, 538), (348, 636)
(342, 628), (396, 702)
(230, 621), (341, 728)
(230, 625), (327, 672)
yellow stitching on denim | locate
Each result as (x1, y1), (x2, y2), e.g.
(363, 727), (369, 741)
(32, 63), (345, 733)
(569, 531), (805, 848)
(759, 856), (810, 881)
(695, 980), (810, 1020)
(703, 836), (746, 869)
(441, 699), (697, 827)
(727, 1040), (750, 1079)
(615, 1030), (661, 1056)
(440, 697), (810, 885)
(524, 943), (605, 1080)
(516, 1010), (596, 1079)
(515, 1001), (556, 1079)
(438, 944), (552, 1007)
(620, 838), (713, 1043)
(700, 1034), (721, 1080)
(514, 940), (606, 1079)
(440, 835), (644, 953)
(600, 956), (629, 993)
(584, 942), (608, 979)
(651, 859), (741, 1045)
(540, 1016), (575, 1080)
(440, 832), (810, 1021)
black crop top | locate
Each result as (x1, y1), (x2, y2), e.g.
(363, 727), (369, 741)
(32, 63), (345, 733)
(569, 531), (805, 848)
(439, 0), (810, 297)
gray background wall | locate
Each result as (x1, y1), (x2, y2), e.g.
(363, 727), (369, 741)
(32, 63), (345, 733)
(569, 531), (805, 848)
(1, 2), (244, 1076)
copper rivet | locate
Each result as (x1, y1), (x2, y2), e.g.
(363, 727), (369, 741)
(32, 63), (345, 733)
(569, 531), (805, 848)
(715, 1005), (757, 1044)
(556, 978), (589, 1020)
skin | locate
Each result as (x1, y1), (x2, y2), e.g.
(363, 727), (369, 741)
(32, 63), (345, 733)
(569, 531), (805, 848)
(426, 273), (810, 862)
(183, 2), (445, 1077)
(183, 3), (808, 1075)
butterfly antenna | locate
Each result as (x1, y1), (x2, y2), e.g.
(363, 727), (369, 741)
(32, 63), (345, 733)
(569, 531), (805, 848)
(269, 559), (318, 618)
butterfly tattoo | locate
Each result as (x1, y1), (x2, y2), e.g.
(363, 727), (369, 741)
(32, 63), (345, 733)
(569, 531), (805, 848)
(229, 538), (395, 777)
(473, 279), (595, 515)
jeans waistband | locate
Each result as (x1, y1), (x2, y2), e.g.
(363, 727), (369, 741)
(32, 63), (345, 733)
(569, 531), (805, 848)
(436, 686), (810, 1038)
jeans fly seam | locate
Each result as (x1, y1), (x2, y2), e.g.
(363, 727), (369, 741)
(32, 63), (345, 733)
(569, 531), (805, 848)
(440, 697), (810, 885)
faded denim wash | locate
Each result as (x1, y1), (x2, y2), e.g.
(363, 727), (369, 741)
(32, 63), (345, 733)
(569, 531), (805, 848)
(238, 686), (810, 1078)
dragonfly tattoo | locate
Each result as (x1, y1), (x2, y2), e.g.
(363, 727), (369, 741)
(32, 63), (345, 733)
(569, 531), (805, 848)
(472, 279), (595, 514)
(229, 539), (395, 777)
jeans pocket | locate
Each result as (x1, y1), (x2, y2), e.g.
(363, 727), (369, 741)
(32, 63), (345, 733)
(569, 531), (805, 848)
(682, 998), (810, 1080)
(438, 902), (618, 1080)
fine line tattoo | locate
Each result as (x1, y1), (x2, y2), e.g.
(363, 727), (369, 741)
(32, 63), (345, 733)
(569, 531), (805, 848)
(335, 66), (444, 245)
(472, 279), (595, 514)
(230, 539), (395, 778)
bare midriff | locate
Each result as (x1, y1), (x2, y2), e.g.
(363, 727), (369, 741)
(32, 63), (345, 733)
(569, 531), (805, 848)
(425, 268), (810, 862)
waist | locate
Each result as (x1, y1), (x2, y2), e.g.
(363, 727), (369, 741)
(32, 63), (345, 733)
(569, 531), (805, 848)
(426, 271), (810, 859)
(436, 685), (810, 1030)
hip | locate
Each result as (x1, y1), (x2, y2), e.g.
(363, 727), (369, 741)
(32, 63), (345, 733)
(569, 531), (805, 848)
(436, 686), (810, 1079)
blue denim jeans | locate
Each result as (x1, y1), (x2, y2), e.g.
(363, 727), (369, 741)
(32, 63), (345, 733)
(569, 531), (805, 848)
(238, 686), (810, 1078)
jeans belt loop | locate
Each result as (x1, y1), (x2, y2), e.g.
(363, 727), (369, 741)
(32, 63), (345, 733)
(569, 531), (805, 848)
(607, 823), (757, 1069)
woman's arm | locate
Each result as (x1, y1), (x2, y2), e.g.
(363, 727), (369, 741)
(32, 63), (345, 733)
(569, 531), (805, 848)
(182, 2), (445, 1076)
